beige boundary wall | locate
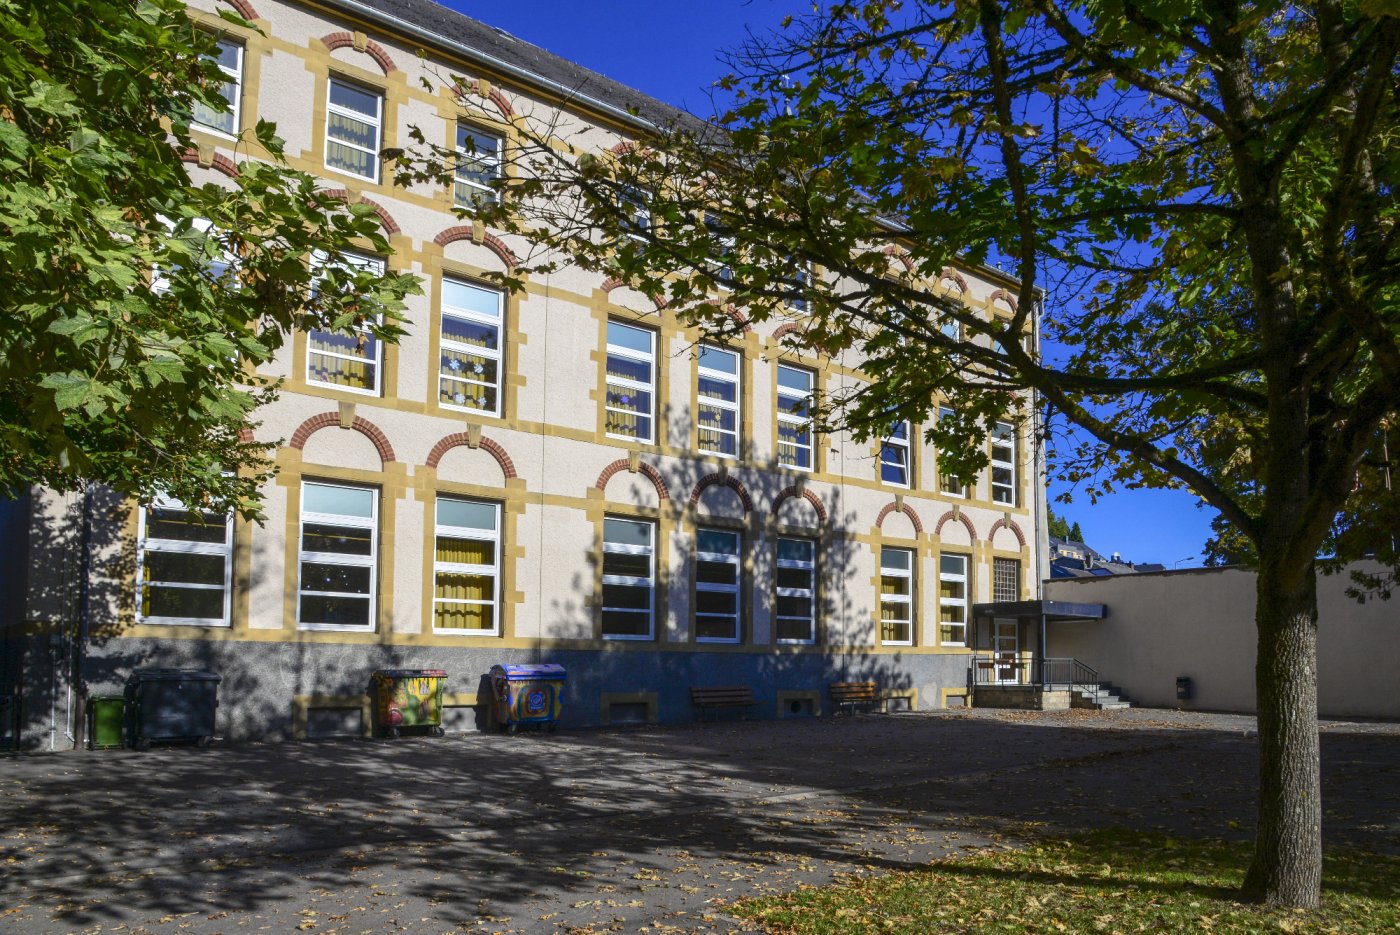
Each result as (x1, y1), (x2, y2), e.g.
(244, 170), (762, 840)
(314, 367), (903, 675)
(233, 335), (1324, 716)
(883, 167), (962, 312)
(1044, 564), (1399, 719)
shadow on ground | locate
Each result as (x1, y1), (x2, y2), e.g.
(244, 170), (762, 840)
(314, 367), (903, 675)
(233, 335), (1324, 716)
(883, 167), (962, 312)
(2, 712), (1396, 932)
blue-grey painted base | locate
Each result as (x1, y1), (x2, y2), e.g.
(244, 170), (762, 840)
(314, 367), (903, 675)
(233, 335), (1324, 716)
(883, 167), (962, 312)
(13, 636), (973, 746)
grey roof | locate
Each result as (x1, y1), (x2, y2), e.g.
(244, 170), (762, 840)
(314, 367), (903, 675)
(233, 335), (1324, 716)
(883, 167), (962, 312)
(324, 0), (707, 131)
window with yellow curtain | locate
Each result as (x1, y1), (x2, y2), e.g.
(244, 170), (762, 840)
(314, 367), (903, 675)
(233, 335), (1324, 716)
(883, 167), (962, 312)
(432, 497), (500, 635)
(696, 344), (739, 458)
(604, 321), (655, 442)
(438, 277), (503, 415)
(307, 251), (385, 395)
(325, 77), (382, 182)
(879, 547), (914, 645)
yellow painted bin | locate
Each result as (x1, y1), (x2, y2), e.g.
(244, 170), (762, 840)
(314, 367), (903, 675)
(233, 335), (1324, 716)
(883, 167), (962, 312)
(372, 669), (447, 738)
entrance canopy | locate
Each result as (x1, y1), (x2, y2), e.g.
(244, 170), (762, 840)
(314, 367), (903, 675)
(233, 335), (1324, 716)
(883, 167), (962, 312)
(971, 600), (1107, 622)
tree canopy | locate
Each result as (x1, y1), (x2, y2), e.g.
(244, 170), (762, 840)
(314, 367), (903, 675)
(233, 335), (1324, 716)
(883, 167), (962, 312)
(0, 0), (417, 517)
(403, 0), (1398, 907)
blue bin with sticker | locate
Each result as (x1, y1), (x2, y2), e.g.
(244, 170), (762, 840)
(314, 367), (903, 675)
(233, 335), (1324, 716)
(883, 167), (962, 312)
(488, 664), (566, 733)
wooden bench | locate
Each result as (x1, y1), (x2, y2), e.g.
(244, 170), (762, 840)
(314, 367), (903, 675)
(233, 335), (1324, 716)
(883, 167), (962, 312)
(690, 685), (756, 720)
(829, 681), (883, 715)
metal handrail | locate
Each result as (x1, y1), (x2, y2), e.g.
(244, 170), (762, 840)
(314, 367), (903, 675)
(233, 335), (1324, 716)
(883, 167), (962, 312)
(967, 655), (1099, 694)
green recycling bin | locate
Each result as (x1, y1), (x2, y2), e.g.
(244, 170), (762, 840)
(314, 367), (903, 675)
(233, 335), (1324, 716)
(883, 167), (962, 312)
(89, 695), (125, 750)
(372, 669), (447, 738)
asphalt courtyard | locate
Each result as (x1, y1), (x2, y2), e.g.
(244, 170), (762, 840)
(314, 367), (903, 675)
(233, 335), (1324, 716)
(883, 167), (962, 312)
(2, 707), (1398, 934)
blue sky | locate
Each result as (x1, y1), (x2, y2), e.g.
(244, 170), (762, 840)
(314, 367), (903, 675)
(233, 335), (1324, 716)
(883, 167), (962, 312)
(447, 0), (1217, 565)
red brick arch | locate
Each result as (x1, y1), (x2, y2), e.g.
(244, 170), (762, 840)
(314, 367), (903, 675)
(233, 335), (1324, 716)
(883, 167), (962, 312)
(988, 289), (1019, 313)
(319, 189), (401, 235)
(883, 245), (915, 272)
(225, 0), (259, 19)
(456, 79), (516, 120)
(425, 433), (518, 480)
(934, 509), (979, 541)
(595, 458), (670, 501)
(772, 322), (805, 342)
(875, 501), (924, 535)
(179, 148), (240, 179)
(771, 486), (827, 524)
(290, 412), (395, 464)
(319, 32), (397, 75)
(988, 517), (1027, 548)
(939, 267), (970, 294)
(688, 473), (753, 512)
(433, 226), (518, 270)
(721, 304), (753, 334)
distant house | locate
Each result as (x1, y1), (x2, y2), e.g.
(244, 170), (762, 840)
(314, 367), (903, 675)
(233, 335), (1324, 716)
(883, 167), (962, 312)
(1048, 536), (1164, 578)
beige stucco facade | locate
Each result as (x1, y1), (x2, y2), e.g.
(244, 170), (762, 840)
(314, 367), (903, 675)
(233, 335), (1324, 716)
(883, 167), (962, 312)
(1045, 565), (1399, 719)
(0, 0), (1048, 746)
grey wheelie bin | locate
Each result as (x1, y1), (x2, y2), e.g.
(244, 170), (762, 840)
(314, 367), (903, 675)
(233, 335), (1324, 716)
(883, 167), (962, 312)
(125, 669), (221, 749)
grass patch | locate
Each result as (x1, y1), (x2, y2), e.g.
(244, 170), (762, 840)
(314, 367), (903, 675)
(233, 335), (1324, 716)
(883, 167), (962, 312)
(730, 829), (1400, 933)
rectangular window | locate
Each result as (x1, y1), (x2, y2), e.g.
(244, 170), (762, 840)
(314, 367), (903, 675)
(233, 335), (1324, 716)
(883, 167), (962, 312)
(307, 251), (385, 395)
(619, 186), (651, 244)
(993, 557), (1021, 602)
(787, 258), (811, 312)
(938, 406), (965, 497)
(696, 345), (740, 458)
(325, 77), (382, 182)
(776, 364), (814, 470)
(775, 537), (816, 644)
(880, 419), (911, 487)
(298, 481), (377, 631)
(433, 497), (500, 635)
(939, 554), (968, 646)
(991, 421), (1017, 505)
(705, 213), (734, 287)
(192, 37), (242, 136)
(136, 496), (233, 626)
(605, 321), (655, 442)
(454, 124), (502, 209)
(601, 517), (655, 639)
(439, 277), (503, 415)
(695, 528), (741, 643)
(879, 547), (914, 645)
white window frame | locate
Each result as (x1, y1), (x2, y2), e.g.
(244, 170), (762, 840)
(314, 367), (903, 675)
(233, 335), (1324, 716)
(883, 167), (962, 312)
(152, 216), (238, 294)
(324, 76), (382, 183)
(135, 495), (233, 627)
(787, 259), (812, 312)
(880, 419), (911, 487)
(704, 212), (734, 287)
(297, 481), (378, 633)
(619, 186), (651, 244)
(938, 553), (968, 647)
(438, 276), (503, 417)
(776, 364), (815, 471)
(879, 547), (914, 647)
(604, 321), (656, 443)
(454, 124), (502, 209)
(192, 36), (243, 138)
(432, 497), (500, 636)
(696, 344), (740, 459)
(938, 405), (966, 497)
(306, 251), (385, 396)
(774, 536), (817, 645)
(601, 517), (656, 640)
(695, 528), (742, 644)
(991, 421), (1017, 505)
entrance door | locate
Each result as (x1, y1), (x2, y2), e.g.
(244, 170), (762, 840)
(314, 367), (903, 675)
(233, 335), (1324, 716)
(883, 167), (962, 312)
(993, 618), (1020, 683)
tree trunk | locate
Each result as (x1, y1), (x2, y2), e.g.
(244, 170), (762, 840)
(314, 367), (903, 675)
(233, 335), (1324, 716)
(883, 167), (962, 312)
(1241, 559), (1322, 907)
